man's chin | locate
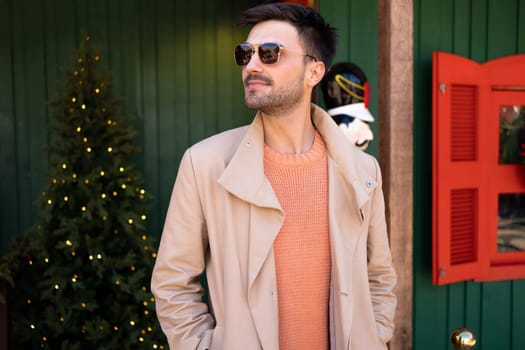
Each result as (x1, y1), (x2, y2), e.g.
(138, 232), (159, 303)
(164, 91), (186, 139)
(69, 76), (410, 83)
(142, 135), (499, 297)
(244, 97), (265, 110)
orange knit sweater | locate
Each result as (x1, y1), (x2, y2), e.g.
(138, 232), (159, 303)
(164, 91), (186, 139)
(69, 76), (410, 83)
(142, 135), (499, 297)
(264, 132), (331, 350)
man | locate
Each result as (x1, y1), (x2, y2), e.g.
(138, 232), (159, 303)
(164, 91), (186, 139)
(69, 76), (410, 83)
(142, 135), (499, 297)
(151, 3), (396, 349)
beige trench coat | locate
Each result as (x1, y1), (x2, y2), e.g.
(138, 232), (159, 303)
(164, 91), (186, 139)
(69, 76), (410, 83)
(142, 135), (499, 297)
(151, 104), (397, 350)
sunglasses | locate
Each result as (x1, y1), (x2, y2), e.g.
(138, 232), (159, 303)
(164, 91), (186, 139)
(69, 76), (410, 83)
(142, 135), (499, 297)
(234, 42), (317, 66)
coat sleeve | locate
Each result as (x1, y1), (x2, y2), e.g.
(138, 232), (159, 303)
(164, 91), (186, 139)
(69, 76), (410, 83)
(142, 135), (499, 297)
(367, 158), (397, 344)
(151, 149), (215, 350)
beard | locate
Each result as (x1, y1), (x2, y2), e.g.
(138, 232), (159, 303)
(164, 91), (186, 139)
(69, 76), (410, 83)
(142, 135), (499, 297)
(243, 70), (306, 115)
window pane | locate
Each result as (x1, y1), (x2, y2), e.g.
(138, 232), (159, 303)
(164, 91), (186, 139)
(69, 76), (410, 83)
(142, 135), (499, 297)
(498, 193), (525, 252)
(499, 105), (525, 164)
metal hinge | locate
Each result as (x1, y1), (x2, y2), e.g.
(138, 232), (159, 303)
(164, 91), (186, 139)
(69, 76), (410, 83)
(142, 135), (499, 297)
(440, 267), (446, 278)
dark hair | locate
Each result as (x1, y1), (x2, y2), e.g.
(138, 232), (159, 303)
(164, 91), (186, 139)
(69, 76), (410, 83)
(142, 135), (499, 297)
(239, 3), (338, 69)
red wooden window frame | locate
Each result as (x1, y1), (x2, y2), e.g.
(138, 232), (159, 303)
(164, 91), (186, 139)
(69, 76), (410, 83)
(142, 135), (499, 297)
(432, 52), (525, 285)
(279, 0), (317, 8)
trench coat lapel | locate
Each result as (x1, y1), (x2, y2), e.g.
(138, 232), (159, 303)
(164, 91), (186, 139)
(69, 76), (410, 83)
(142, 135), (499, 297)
(217, 113), (283, 349)
(311, 105), (372, 209)
(313, 105), (377, 348)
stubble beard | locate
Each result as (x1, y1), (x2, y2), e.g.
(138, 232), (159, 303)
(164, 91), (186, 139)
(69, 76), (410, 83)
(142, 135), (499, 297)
(244, 71), (306, 116)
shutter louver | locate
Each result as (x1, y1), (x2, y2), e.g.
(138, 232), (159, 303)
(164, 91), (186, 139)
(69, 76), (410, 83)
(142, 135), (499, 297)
(451, 85), (477, 161)
(450, 189), (477, 265)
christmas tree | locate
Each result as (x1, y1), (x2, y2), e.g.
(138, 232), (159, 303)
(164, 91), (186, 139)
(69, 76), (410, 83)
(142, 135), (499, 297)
(8, 35), (167, 349)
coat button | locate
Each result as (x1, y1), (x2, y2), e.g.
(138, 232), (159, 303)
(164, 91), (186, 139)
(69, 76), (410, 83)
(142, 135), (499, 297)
(245, 141), (252, 147)
(366, 180), (373, 188)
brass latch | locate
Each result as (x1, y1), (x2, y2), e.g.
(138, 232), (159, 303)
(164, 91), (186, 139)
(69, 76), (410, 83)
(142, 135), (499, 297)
(451, 327), (476, 349)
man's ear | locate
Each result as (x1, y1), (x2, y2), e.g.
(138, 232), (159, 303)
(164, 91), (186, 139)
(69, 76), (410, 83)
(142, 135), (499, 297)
(307, 61), (326, 88)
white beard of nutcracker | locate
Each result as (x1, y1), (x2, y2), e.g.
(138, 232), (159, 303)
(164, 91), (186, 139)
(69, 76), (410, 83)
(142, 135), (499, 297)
(321, 62), (375, 151)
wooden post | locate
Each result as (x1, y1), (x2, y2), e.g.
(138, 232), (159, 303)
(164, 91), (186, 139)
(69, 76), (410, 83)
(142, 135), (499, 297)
(378, 0), (413, 349)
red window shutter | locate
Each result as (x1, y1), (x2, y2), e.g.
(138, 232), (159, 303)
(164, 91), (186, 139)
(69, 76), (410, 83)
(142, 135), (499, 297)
(432, 52), (491, 285)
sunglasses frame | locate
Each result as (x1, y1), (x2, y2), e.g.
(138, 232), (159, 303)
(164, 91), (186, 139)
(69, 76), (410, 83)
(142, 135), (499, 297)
(234, 42), (317, 66)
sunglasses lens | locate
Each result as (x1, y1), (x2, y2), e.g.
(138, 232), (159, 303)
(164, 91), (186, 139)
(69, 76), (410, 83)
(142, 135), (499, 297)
(234, 44), (253, 66)
(258, 43), (280, 64)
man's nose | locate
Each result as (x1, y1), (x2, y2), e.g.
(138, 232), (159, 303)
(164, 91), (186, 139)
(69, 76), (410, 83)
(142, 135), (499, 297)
(244, 51), (263, 72)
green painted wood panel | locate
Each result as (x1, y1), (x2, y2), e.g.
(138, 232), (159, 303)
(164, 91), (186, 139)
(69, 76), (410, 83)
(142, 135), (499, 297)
(414, 0), (525, 349)
(0, 0), (19, 254)
(0, 0), (259, 253)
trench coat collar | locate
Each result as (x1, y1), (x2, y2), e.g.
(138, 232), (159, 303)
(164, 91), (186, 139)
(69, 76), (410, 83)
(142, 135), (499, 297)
(217, 103), (371, 209)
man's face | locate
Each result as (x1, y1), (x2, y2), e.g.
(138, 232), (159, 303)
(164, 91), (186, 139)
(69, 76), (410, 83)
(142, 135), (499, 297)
(241, 20), (309, 115)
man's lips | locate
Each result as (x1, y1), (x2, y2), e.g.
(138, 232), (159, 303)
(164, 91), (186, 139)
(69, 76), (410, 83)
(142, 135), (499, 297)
(244, 75), (272, 88)
(245, 81), (268, 89)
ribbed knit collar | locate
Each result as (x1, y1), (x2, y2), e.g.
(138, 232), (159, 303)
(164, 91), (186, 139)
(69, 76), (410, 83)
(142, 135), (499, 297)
(264, 131), (326, 167)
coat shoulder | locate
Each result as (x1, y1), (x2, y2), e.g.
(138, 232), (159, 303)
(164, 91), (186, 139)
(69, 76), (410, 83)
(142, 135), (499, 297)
(189, 125), (250, 162)
(354, 148), (380, 176)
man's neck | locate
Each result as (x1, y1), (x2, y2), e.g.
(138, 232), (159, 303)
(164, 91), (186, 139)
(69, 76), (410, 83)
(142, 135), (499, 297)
(261, 104), (316, 155)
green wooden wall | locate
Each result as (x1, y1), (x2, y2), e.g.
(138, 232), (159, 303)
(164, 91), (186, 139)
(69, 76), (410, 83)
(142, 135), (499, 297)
(0, 0), (255, 253)
(0, 0), (380, 253)
(413, 0), (525, 349)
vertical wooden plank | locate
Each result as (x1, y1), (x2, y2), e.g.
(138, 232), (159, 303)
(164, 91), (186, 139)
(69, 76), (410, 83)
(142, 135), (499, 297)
(512, 280), (525, 349)
(10, 0), (30, 230)
(53, 0), (77, 73)
(518, 0), (525, 52)
(74, 0), (89, 45)
(108, 0), (142, 163)
(45, 0), (78, 96)
(481, 282), (512, 349)
(11, 0), (44, 231)
(28, 0), (50, 224)
(0, 0), (19, 254)
(413, 279), (449, 349)
(86, 0), (110, 70)
(453, 0), (471, 57)
(120, 0), (141, 132)
(157, 0), (185, 217)
(487, 0), (518, 59)
(187, 1), (208, 145)
(44, 0), (77, 121)
(215, 0), (237, 133)
(172, 0), (190, 154)
(107, 0), (124, 97)
(44, 0), (59, 107)
(378, 0), (413, 349)
(448, 283), (466, 332)
(464, 282), (482, 343)
(470, 0), (488, 61)
(139, 0), (161, 238)
(203, 0), (218, 139)
(438, 0), (454, 51)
